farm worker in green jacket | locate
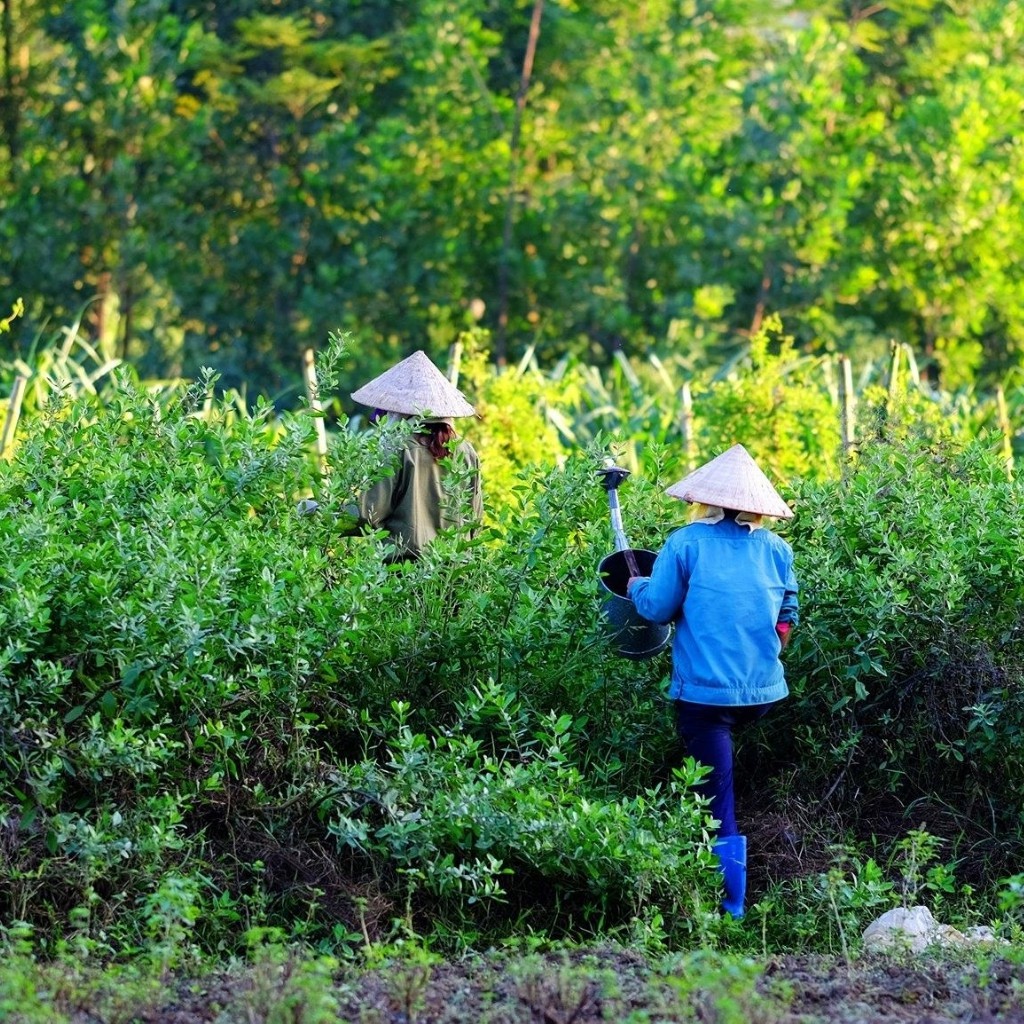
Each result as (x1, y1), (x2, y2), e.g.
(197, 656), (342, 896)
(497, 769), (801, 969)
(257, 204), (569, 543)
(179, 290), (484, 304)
(626, 443), (798, 920)
(349, 350), (482, 561)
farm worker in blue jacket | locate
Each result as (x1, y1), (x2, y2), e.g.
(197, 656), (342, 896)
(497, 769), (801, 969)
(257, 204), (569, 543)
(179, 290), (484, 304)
(627, 443), (798, 920)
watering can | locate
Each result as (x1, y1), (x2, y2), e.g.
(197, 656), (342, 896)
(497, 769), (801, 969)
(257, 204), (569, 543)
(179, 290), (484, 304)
(597, 463), (672, 661)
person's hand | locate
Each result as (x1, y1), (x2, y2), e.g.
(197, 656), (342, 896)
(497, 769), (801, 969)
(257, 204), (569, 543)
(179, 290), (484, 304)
(775, 621), (792, 650)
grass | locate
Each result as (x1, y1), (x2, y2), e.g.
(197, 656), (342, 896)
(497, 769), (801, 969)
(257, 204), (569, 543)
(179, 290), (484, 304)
(3, 939), (1024, 1024)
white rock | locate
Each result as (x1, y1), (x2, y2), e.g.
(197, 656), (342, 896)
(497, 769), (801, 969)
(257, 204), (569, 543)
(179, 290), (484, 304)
(933, 923), (968, 947)
(862, 906), (939, 953)
(862, 907), (1006, 953)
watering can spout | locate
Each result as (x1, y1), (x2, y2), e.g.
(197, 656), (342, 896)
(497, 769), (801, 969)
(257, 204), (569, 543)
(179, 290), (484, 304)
(598, 461), (631, 492)
(598, 462), (632, 553)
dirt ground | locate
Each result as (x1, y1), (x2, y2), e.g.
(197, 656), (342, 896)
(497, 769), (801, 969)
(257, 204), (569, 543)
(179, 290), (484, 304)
(38, 794), (1024, 1023)
(121, 945), (1024, 1024)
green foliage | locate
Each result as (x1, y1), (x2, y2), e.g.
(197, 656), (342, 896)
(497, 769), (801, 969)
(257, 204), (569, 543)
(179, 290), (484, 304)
(233, 944), (342, 1024)
(689, 315), (842, 483)
(457, 329), (570, 505)
(0, 366), (699, 955)
(753, 847), (895, 954)
(887, 827), (981, 925)
(0, 947), (168, 1024)
(5, 309), (1024, 964)
(461, 315), (845, 487)
(1, 301), (125, 413)
(998, 875), (1024, 936)
(1, 297), (24, 334)
(323, 697), (718, 950)
(660, 949), (778, 1024)
(4, 2), (1024, 396)
(780, 428), (1024, 819)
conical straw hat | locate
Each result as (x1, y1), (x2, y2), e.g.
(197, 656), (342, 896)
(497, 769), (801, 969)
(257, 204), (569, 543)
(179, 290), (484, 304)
(351, 350), (476, 418)
(665, 444), (794, 519)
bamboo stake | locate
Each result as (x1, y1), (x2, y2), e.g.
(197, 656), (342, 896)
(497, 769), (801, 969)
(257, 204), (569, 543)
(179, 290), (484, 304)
(996, 384), (1014, 482)
(838, 356), (856, 466)
(302, 347), (328, 477)
(821, 355), (839, 406)
(1, 374), (27, 458)
(447, 338), (463, 387)
(679, 381), (694, 473)
(887, 340), (901, 401)
(901, 343), (923, 392)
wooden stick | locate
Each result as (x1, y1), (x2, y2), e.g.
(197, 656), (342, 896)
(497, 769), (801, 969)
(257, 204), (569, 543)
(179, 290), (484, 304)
(821, 355), (839, 405)
(1, 374), (27, 458)
(679, 381), (694, 472)
(302, 347), (328, 476)
(901, 343), (923, 392)
(887, 340), (901, 400)
(838, 355), (856, 465)
(996, 384), (1014, 482)
(447, 337), (463, 387)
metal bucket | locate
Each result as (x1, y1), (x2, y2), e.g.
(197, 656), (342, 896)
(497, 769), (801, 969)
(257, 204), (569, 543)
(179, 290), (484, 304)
(598, 548), (672, 661)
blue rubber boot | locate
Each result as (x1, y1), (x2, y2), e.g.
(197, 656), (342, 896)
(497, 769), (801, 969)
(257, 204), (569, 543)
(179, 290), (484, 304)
(713, 834), (747, 919)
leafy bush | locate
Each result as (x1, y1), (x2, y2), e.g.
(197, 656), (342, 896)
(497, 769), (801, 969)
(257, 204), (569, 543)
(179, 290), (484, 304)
(323, 696), (718, 949)
(4, 326), (1024, 960)
(0, 366), (692, 954)
(689, 315), (842, 484)
(753, 849), (895, 955)
(779, 429), (1024, 827)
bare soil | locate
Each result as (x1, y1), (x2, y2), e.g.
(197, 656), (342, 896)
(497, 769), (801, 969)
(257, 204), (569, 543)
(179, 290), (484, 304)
(97, 793), (1024, 1024)
(122, 945), (1024, 1024)
(33, 790), (1024, 1023)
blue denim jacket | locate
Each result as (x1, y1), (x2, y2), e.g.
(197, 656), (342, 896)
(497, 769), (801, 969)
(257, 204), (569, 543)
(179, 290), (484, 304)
(628, 517), (799, 705)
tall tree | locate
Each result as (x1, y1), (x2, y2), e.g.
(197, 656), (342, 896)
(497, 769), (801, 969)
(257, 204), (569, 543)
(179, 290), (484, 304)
(1, 0), (20, 169)
(494, 0), (543, 366)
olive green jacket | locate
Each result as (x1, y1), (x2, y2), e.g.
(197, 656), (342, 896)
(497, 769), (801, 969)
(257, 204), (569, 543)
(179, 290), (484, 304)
(359, 437), (482, 559)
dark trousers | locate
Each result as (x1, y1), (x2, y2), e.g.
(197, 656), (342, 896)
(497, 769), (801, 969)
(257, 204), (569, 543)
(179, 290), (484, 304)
(674, 700), (778, 837)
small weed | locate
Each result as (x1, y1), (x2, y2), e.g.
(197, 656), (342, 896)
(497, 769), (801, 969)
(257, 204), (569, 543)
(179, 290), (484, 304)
(236, 943), (340, 1024)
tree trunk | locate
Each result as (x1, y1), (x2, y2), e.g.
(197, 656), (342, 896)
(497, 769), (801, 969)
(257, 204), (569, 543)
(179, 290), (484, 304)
(495, 0), (544, 367)
(120, 281), (133, 361)
(748, 263), (772, 337)
(2, 0), (20, 169)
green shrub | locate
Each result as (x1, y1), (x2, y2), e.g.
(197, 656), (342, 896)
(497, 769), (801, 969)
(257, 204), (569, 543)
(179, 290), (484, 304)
(753, 848), (895, 955)
(4, 331), (1024, 959)
(321, 695), (718, 950)
(0, 367), (688, 954)
(780, 429), (1024, 824)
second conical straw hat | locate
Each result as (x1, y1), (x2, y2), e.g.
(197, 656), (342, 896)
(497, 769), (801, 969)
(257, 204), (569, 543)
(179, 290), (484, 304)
(351, 350), (476, 418)
(665, 443), (794, 519)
